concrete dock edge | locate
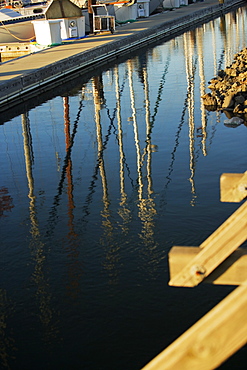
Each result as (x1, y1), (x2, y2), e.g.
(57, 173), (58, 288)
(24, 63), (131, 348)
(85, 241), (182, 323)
(0, 0), (245, 112)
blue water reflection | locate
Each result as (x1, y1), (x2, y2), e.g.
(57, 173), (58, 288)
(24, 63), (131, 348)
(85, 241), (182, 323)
(0, 6), (247, 370)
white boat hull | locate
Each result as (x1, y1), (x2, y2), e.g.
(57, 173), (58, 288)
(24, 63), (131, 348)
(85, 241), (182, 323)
(0, 20), (35, 43)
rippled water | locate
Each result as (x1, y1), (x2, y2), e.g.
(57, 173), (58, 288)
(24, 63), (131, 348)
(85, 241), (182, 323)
(0, 5), (247, 370)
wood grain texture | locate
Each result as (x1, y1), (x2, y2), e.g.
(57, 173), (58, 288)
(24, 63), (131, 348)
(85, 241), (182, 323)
(141, 284), (247, 370)
(220, 172), (247, 202)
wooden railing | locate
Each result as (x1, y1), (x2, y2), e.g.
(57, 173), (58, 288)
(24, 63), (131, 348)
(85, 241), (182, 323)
(141, 172), (247, 370)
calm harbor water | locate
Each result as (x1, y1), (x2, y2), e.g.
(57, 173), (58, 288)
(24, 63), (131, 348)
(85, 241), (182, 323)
(1, 5), (247, 370)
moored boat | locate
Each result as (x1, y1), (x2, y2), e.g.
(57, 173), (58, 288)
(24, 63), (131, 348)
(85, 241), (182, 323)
(0, 2), (46, 43)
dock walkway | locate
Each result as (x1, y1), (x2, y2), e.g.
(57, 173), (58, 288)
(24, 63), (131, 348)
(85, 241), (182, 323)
(0, 0), (244, 112)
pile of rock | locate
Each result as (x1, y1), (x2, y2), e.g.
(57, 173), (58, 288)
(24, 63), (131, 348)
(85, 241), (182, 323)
(202, 47), (247, 123)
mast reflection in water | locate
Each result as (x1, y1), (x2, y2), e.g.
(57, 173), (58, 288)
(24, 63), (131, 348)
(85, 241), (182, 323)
(0, 5), (247, 370)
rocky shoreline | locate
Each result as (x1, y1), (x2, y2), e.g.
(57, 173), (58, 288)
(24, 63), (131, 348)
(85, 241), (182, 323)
(202, 47), (247, 126)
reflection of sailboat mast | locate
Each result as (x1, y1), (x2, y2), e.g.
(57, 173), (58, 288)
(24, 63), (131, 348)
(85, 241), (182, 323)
(63, 97), (76, 239)
(184, 33), (196, 205)
(45, 99), (83, 237)
(128, 60), (143, 199)
(235, 11), (240, 52)
(208, 19), (222, 144)
(92, 76), (110, 220)
(93, 76), (121, 282)
(143, 66), (153, 198)
(22, 113), (54, 336)
(22, 113), (35, 211)
(141, 64), (157, 246)
(197, 27), (207, 157)
(210, 18), (223, 130)
(116, 67), (126, 203)
(115, 66), (131, 231)
(79, 75), (128, 225)
(210, 21), (218, 74)
(240, 8), (246, 48)
(219, 15), (229, 67)
(128, 58), (157, 252)
(63, 97), (82, 298)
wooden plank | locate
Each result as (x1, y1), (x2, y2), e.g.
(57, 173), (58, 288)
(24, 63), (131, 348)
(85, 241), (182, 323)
(141, 284), (247, 370)
(220, 172), (247, 202)
(169, 246), (247, 285)
(168, 201), (247, 287)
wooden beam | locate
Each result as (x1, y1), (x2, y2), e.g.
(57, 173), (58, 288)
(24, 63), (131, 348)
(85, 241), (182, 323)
(141, 284), (247, 370)
(169, 246), (247, 285)
(220, 172), (247, 202)
(168, 201), (247, 287)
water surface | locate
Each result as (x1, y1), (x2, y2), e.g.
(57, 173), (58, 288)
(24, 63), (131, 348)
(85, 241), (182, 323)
(0, 6), (247, 370)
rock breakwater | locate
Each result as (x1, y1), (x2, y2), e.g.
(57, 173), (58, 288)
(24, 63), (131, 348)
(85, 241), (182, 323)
(202, 47), (247, 125)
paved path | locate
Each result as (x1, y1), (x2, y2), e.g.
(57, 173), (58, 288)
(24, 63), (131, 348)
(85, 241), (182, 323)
(0, 0), (244, 111)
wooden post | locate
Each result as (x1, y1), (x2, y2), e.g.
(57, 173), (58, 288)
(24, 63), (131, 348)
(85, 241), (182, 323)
(168, 201), (247, 287)
(169, 247), (247, 286)
(220, 172), (247, 202)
